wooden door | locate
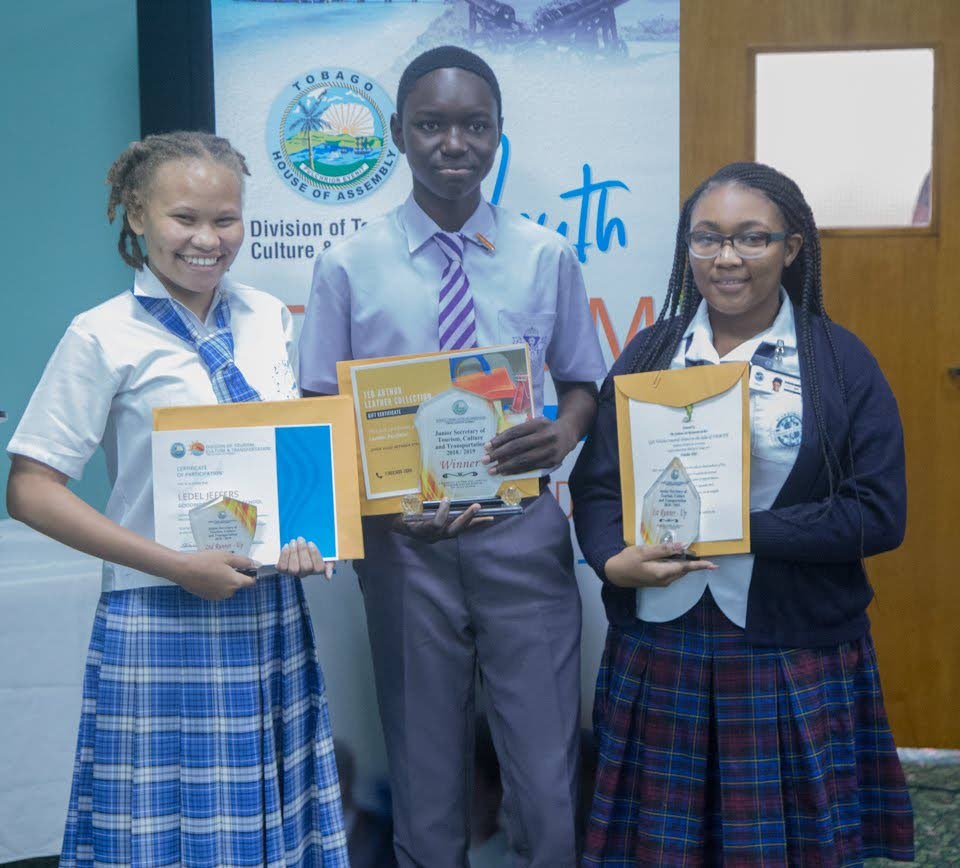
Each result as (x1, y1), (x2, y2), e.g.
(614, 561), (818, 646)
(680, 0), (960, 747)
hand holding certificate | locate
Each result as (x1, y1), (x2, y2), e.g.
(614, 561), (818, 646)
(615, 362), (751, 557)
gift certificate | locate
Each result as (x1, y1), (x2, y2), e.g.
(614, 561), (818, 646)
(337, 344), (541, 516)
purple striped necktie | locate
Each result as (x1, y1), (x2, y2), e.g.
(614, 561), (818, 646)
(434, 231), (478, 351)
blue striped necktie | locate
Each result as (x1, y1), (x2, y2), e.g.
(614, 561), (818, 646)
(133, 291), (262, 404)
(434, 231), (478, 351)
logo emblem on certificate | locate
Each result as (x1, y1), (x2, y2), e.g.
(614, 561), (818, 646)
(189, 496), (258, 557)
(640, 457), (701, 550)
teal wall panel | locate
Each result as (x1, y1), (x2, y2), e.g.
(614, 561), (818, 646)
(1, 0), (140, 517)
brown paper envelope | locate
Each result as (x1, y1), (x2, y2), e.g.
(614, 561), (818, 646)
(153, 396), (364, 559)
(613, 362), (750, 557)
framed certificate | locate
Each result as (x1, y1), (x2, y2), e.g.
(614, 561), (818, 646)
(337, 345), (541, 516)
(152, 397), (364, 562)
(614, 362), (751, 556)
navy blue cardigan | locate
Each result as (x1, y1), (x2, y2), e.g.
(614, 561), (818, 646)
(569, 312), (906, 647)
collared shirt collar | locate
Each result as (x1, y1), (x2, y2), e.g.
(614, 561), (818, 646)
(683, 288), (797, 365)
(132, 265), (232, 330)
(399, 193), (497, 255)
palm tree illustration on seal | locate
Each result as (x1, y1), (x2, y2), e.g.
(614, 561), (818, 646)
(290, 94), (331, 173)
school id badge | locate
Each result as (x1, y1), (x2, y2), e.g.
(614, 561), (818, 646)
(749, 341), (803, 462)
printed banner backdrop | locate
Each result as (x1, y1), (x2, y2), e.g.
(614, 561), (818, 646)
(212, 0), (678, 792)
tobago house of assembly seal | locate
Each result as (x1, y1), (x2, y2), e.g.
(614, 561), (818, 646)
(267, 67), (399, 205)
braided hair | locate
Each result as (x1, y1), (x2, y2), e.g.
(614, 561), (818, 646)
(630, 161), (848, 496)
(106, 131), (250, 270)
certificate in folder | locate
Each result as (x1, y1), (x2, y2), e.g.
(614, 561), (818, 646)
(152, 397), (364, 563)
(614, 362), (751, 556)
(336, 345), (541, 517)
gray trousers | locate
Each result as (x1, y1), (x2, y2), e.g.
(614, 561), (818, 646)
(354, 491), (582, 868)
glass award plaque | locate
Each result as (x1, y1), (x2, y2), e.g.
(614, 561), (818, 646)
(640, 457), (701, 552)
(189, 496), (258, 557)
(404, 386), (525, 521)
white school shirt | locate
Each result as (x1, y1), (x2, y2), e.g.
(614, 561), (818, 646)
(636, 293), (802, 627)
(299, 194), (607, 421)
(7, 267), (299, 592)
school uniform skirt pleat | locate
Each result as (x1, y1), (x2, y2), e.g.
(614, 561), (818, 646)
(58, 576), (348, 868)
(583, 589), (913, 867)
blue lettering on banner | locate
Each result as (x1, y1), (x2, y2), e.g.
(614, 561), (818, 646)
(490, 134), (629, 264)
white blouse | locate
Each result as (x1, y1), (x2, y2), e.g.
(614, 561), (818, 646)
(636, 293), (802, 628)
(7, 267), (299, 591)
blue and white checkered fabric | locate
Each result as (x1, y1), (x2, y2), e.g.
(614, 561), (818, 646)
(59, 577), (350, 867)
(134, 292), (262, 404)
(59, 293), (346, 864)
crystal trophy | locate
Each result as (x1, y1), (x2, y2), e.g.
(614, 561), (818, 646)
(404, 386), (525, 521)
(640, 457), (701, 555)
(189, 496), (258, 557)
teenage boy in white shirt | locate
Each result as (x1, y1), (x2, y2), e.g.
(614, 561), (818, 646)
(300, 46), (606, 867)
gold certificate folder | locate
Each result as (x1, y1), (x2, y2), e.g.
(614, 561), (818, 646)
(614, 362), (751, 556)
(153, 397), (365, 559)
(337, 348), (541, 517)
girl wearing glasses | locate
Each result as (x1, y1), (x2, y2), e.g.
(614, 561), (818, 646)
(570, 162), (913, 865)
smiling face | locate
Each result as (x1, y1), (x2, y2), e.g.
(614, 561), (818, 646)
(127, 158), (244, 309)
(390, 67), (502, 229)
(688, 181), (802, 337)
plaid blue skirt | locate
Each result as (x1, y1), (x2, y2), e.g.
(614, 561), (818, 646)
(584, 589), (913, 867)
(58, 576), (349, 867)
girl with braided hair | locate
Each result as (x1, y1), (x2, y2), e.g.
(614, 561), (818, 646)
(570, 162), (913, 865)
(7, 131), (349, 866)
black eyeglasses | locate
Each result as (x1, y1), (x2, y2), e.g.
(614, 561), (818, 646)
(686, 230), (788, 260)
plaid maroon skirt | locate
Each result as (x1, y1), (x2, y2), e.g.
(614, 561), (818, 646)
(584, 589), (913, 867)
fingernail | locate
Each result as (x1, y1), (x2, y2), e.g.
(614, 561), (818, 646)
(289, 539), (297, 547)
(481, 455), (490, 464)
(673, 543), (684, 551)
(483, 442), (492, 450)
(281, 543), (289, 552)
(297, 536), (306, 544)
(308, 541), (319, 550)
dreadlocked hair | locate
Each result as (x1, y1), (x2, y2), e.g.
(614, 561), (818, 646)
(105, 131), (250, 270)
(630, 161), (850, 501)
